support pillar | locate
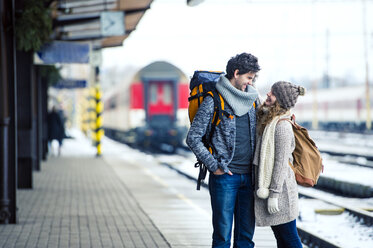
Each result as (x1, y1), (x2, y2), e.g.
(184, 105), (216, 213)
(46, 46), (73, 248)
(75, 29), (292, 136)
(0, 0), (11, 224)
(35, 68), (42, 170)
(16, 51), (35, 189)
(0, 118), (11, 223)
(35, 67), (49, 162)
(41, 78), (48, 160)
(0, 0), (17, 224)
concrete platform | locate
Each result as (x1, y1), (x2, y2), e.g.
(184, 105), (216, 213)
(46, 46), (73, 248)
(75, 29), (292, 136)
(0, 133), (277, 247)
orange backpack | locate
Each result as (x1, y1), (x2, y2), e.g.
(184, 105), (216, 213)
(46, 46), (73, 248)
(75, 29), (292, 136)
(188, 71), (228, 190)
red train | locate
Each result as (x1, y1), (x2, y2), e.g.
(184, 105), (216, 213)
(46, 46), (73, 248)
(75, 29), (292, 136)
(103, 61), (190, 152)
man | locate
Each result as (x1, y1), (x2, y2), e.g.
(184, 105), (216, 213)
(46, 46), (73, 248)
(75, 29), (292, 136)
(186, 53), (260, 248)
(47, 106), (66, 156)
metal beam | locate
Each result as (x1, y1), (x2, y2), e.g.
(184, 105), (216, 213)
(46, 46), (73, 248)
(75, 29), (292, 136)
(61, 2), (117, 15)
(54, 6), (147, 27)
(58, 21), (100, 33)
(55, 12), (101, 26)
(60, 29), (102, 40)
(60, 29), (133, 43)
(58, 0), (117, 9)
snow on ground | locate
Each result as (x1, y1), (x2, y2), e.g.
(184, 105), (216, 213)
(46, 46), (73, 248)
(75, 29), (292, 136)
(320, 156), (373, 187)
(56, 129), (96, 157)
(299, 186), (373, 209)
(298, 198), (373, 248)
(310, 130), (373, 157)
(99, 133), (155, 164)
(57, 128), (151, 164)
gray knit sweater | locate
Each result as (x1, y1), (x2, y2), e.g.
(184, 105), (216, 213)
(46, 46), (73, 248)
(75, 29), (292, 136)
(186, 89), (257, 173)
(253, 120), (299, 226)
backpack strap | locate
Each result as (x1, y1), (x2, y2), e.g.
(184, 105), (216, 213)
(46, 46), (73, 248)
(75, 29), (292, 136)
(195, 89), (233, 190)
(195, 90), (221, 190)
(204, 89), (231, 151)
(278, 114), (302, 129)
(194, 160), (207, 190)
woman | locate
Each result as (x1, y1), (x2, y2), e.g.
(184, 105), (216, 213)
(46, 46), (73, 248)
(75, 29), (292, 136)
(253, 81), (305, 248)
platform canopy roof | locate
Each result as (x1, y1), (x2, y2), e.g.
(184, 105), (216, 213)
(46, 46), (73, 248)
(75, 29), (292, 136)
(53, 0), (154, 49)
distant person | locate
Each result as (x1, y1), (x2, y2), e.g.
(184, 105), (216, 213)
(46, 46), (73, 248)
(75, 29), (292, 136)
(47, 106), (65, 156)
(254, 81), (305, 248)
(186, 53), (261, 248)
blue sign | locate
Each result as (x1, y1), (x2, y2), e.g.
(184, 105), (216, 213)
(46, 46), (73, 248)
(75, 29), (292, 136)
(36, 41), (90, 64)
(53, 79), (87, 89)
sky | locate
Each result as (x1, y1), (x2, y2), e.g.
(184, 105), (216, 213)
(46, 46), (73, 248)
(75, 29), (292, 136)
(102, 0), (373, 91)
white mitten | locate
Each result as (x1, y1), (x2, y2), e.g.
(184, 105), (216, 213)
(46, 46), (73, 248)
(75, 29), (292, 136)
(267, 197), (279, 214)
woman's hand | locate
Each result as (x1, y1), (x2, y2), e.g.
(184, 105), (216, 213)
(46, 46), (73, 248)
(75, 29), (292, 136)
(267, 197), (279, 214)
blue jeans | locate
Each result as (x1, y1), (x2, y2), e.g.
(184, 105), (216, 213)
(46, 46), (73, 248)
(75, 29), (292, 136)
(271, 220), (303, 248)
(209, 173), (255, 248)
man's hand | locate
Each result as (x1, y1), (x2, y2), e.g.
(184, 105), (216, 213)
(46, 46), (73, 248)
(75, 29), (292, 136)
(267, 197), (279, 214)
(213, 168), (233, 175)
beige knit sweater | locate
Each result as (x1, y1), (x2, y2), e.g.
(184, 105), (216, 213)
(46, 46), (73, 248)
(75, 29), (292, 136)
(253, 120), (299, 226)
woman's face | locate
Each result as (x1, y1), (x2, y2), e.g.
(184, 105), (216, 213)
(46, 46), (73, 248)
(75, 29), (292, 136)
(264, 90), (277, 106)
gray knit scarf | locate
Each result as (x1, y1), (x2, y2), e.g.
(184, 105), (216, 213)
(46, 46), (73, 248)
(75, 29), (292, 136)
(215, 75), (258, 116)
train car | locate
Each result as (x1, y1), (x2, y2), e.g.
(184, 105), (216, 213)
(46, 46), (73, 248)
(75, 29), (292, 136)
(103, 61), (190, 152)
(293, 84), (373, 132)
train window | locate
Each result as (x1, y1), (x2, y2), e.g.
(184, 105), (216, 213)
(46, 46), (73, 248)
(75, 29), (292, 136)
(163, 84), (171, 104)
(150, 84), (158, 104)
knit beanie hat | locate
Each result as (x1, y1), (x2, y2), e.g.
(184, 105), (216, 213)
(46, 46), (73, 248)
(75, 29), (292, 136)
(271, 81), (306, 109)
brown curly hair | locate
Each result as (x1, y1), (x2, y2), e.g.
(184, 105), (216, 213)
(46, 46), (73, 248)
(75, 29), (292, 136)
(256, 101), (288, 135)
(225, 53), (261, 80)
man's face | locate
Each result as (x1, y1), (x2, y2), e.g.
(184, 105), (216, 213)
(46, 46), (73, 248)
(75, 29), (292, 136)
(231, 70), (256, 91)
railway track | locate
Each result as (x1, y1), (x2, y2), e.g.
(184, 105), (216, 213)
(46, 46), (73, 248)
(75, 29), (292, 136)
(310, 131), (373, 161)
(181, 140), (373, 168)
(298, 188), (373, 226)
(321, 150), (373, 167)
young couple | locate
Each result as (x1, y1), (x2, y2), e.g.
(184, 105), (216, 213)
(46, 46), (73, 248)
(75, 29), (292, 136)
(186, 52), (305, 248)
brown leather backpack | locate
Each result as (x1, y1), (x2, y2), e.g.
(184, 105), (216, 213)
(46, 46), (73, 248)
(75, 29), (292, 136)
(282, 115), (324, 187)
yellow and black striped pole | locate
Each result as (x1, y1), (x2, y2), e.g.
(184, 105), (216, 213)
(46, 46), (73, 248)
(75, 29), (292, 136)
(94, 85), (104, 156)
(88, 87), (97, 141)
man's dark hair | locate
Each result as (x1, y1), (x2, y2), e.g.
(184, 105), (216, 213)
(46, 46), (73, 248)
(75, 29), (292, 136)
(225, 53), (261, 79)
